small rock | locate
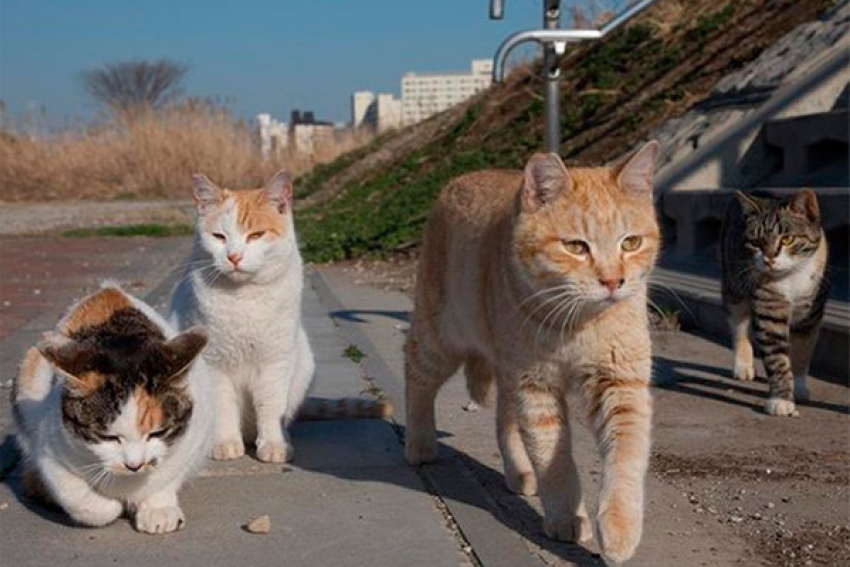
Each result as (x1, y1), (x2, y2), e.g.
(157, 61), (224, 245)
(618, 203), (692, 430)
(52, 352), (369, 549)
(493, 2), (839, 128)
(462, 401), (479, 412)
(246, 515), (271, 534)
(0, 502), (8, 510)
(688, 495), (699, 504)
(766, 502), (775, 509)
(729, 516), (744, 524)
(782, 497), (791, 503)
(751, 512), (762, 520)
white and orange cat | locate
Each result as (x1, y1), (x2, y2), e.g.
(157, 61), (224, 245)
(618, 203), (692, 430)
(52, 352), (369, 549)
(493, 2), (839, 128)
(170, 171), (314, 463)
(171, 171), (390, 465)
(405, 142), (660, 563)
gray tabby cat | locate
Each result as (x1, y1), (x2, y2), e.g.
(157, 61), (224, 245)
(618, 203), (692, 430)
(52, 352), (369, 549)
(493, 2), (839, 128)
(720, 189), (830, 417)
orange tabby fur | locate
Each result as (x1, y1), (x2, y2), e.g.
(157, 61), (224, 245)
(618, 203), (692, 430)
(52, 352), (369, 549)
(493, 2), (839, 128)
(404, 142), (660, 563)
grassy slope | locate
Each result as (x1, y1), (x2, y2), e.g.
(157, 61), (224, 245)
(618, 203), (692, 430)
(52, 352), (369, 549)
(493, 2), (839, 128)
(295, 0), (832, 263)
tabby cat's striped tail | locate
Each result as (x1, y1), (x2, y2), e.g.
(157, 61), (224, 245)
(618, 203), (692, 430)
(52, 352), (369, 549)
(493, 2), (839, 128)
(298, 397), (394, 420)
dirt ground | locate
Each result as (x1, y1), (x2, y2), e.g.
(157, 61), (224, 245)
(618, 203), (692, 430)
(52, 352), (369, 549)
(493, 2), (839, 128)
(331, 256), (850, 567)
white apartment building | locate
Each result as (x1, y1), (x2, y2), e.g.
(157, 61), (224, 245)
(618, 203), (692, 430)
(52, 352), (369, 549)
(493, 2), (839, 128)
(351, 91), (403, 133)
(401, 59), (493, 126)
(351, 91), (376, 129)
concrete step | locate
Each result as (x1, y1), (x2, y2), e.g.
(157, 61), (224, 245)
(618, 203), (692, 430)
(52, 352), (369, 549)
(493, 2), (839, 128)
(763, 108), (849, 186)
(651, 266), (849, 382)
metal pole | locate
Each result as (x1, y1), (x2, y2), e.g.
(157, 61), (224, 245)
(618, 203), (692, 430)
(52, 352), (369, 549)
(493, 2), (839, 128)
(542, 0), (561, 153)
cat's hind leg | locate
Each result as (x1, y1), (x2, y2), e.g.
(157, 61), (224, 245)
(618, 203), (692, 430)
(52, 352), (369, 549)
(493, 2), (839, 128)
(134, 482), (185, 534)
(210, 367), (246, 460)
(515, 376), (591, 544)
(404, 330), (460, 465)
(38, 457), (123, 527)
(728, 301), (755, 381)
(496, 386), (536, 496)
(583, 370), (651, 563)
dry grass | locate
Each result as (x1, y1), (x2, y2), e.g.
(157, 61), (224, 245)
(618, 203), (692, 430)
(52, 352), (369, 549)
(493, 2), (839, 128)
(0, 101), (370, 201)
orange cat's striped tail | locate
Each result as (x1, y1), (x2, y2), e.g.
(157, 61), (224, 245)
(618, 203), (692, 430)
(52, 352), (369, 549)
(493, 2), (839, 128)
(297, 397), (394, 420)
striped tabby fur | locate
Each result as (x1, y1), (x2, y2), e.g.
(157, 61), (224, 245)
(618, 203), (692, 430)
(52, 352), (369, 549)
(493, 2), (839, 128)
(720, 189), (830, 416)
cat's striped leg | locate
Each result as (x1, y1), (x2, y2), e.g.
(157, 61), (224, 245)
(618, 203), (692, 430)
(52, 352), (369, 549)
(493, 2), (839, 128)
(404, 332), (460, 465)
(728, 301), (755, 381)
(752, 296), (796, 416)
(515, 379), (591, 544)
(584, 372), (651, 563)
(38, 456), (123, 527)
(790, 326), (820, 404)
(496, 387), (537, 496)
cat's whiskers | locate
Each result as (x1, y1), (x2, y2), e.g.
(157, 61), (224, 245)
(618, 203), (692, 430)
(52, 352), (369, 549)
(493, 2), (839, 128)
(525, 288), (576, 343)
(518, 283), (577, 332)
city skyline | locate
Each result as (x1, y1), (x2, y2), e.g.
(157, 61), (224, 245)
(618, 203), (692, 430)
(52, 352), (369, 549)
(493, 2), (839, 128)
(0, 0), (542, 129)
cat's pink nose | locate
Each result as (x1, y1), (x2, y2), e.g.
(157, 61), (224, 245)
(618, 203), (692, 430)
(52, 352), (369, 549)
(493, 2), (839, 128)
(227, 253), (242, 267)
(125, 462), (143, 472)
(599, 278), (624, 292)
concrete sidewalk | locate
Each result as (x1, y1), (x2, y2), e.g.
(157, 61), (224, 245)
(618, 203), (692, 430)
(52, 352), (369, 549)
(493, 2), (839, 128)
(0, 237), (464, 567)
(1, 237), (847, 567)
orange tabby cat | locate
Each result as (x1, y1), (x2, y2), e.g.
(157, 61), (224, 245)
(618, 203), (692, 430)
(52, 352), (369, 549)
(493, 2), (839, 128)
(405, 142), (660, 563)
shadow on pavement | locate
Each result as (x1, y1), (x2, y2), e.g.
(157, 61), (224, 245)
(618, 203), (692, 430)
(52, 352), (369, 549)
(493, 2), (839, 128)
(654, 356), (850, 415)
(299, 423), (608, 567)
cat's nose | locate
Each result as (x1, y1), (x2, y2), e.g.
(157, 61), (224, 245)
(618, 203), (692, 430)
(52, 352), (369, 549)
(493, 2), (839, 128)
(125, 462), (144, 472)
(227, 253), (242, 267)
(599, 278), (624, 292)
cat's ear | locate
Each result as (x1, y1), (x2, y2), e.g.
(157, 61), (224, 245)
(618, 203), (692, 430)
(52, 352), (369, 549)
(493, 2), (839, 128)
(191, 174), (222, 215)
(735, 191), (763, 215)
(789, 189), (820, 222)
(522, 153), (572, 211)
(37, 332), (98, 396)
(161, 327), (208, 382)
(265, 169), (293, 213)
(615, 140), (659, 197)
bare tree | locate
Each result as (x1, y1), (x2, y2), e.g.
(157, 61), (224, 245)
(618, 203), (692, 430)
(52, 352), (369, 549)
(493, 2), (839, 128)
(80, 59), (188, 114)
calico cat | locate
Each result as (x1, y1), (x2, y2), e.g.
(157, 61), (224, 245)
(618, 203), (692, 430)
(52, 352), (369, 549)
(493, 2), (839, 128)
(404, 142), (660, 563)
(170, 170), (390, 464)
(720, 189), (830, 417)
(12, 284), (212, 533)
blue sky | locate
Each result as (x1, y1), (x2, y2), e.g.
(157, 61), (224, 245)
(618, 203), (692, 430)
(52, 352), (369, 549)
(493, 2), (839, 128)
(0, 0), (546, 127)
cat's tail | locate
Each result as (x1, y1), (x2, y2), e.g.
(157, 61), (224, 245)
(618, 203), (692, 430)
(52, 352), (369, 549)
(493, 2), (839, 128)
(297, 397), (394, 421)
(465, 353), (494, 406)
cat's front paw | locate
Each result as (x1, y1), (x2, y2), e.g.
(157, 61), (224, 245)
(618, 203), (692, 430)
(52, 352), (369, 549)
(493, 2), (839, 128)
(69, 498), (123, 527)
(505, 471), (537, 496)
(765, 398), (798, 417)
(211, 439), (245, 460)
(733, 362), (755, 381)
(543, 510), (593, 544)
(598, 499), (642, 563)
(256, 440), (293, 463)
(135, 506), (185, 534)
(405, 434), (438, 465)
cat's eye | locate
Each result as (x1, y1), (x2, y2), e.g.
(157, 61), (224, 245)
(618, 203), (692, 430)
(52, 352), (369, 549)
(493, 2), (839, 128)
(148, 429), (168, 439)
(621, 235), (643, 252)
(212, 232), (227, 242)
(247, 231), (266, 242)
(100, 434), (121, 443)
(562, 240), (589, 256)
(781, 235), (795, 246)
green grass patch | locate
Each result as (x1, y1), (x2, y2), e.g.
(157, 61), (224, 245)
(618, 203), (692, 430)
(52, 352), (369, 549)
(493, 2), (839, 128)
(343, 344), (366, 363)
(63, 223), (194, 237)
